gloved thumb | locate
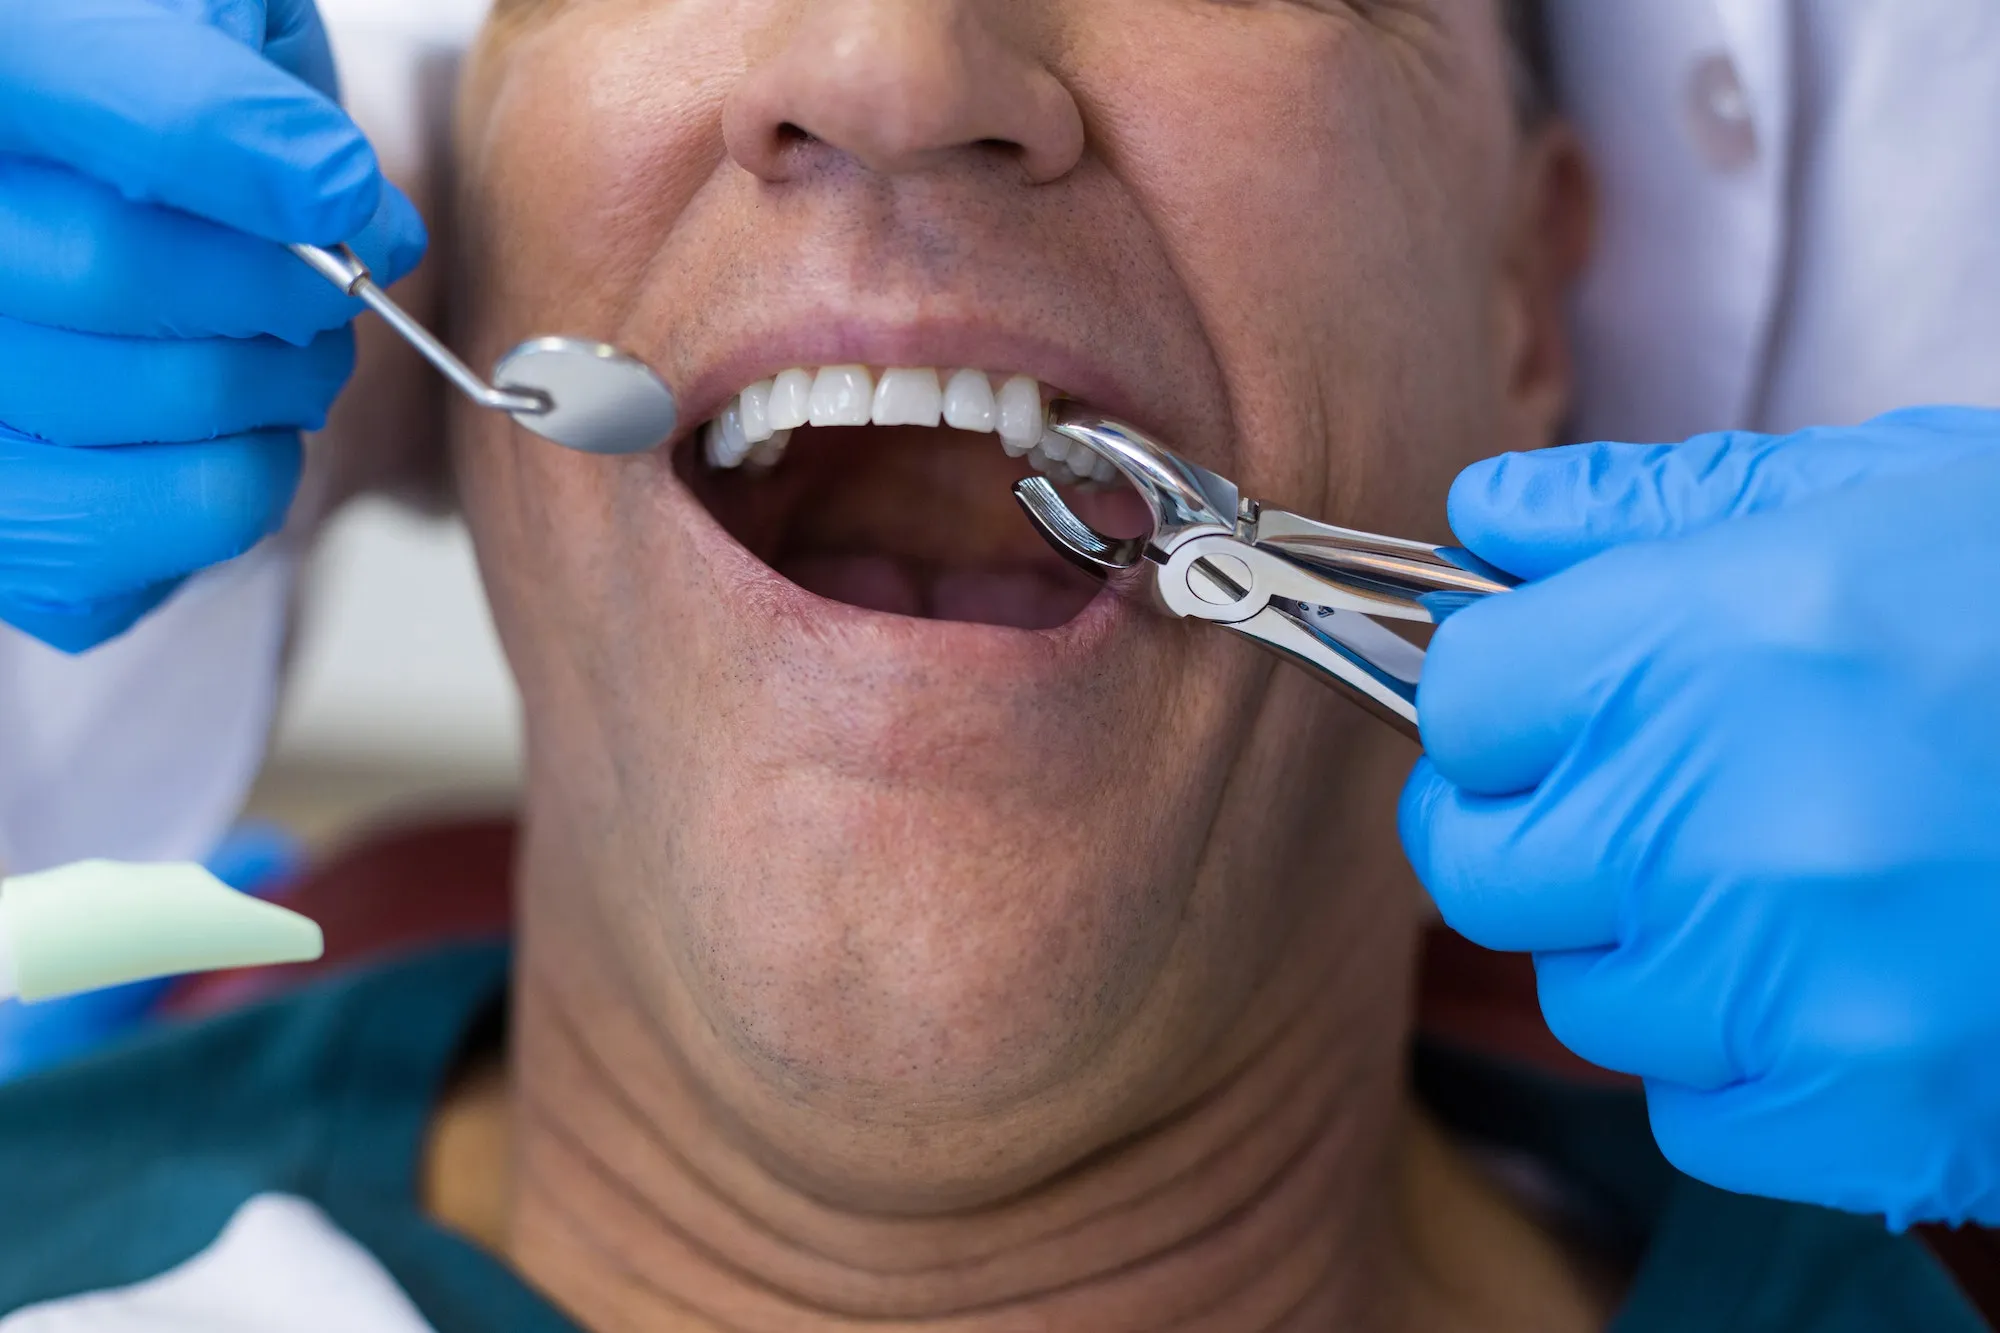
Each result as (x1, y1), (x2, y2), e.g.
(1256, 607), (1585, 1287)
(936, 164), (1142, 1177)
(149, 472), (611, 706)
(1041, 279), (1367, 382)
(1446, 405), (2000, 580)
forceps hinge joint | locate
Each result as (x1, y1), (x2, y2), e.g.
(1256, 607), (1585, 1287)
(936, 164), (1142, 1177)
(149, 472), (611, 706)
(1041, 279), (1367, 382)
(1148, 504), (1513, 739)
(1017, 405), (1517, 741)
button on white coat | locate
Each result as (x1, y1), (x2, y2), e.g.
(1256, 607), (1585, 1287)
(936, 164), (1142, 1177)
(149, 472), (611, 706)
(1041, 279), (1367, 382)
(1688, 51), (1758, 172)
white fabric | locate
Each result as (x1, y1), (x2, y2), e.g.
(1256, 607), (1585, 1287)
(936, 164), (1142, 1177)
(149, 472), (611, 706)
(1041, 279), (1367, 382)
(0, 1194), (436, 1333)
(1550, 0), (2000, 442)
(0, 547), (292, 874)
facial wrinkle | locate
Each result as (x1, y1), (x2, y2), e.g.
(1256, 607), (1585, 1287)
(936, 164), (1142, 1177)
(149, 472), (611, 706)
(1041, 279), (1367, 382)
(508, 864), (1416, 1331)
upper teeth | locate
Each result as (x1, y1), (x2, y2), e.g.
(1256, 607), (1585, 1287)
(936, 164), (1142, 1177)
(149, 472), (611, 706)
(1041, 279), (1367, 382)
(702, 366), (1116, 486)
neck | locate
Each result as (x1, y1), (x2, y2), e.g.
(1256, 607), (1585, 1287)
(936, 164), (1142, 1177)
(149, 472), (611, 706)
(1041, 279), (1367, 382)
(506, 938), (1410, 1332)
(491, 760), (1607, 1332)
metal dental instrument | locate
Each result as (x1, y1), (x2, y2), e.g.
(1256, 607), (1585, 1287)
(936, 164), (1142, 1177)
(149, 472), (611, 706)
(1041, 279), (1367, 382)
(1014, 402), (1517, 741)
(290, 243), (679, 456)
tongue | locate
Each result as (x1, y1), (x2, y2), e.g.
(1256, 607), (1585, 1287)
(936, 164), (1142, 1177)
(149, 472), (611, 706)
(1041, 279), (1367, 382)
(781, 554), (923, 618)
(779, 554), (1097, 630)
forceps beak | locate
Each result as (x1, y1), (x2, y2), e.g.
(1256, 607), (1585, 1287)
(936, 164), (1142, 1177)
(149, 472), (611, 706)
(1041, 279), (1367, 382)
(1013, 477), (1146, 574)
(1011, 403), (1240, 578)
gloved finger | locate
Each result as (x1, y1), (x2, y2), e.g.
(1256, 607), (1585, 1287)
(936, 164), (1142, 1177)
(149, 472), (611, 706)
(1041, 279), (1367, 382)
(0, 580), (183, 655)
(1417, 537), (1675, 795)
(0, 428), (301, 606)
(1646, 1077), (2000, 1230)
(259, 0), (341, 97)
(1416, 676), (1792, 1087)
(1447, 406), (2000, 580)
(0, 0), (380, 244)
(1399, 757), (1622, 952)
(0, 155), (427, 343)
(0, 318), (354, 446)
(144, 0), (335, 90)
(1533, 947), (1742, 1091)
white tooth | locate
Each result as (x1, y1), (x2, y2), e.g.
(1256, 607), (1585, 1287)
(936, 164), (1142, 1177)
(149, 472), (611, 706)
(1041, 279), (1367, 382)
(872, 367), (943, 427)
(997, 375), (1044, 448)
(718, 399), (750, 465)
(739, 379), (774, 443)
(749, 426), (792, 468)
(1090, 450), (1118, 484)
(942, 369), (997, 432)
(704, 418), (733, 469)
(1038, 426), (1071, 463)
(767, 369), (812, 431)
(809, 365), (874, 426)
(1002, 432), (1037, 458)
(1027, 447), (1054, 473)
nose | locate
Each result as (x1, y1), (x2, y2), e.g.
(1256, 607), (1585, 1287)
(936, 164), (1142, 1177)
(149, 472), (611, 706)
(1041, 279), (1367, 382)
(724, 0), (1084, 185)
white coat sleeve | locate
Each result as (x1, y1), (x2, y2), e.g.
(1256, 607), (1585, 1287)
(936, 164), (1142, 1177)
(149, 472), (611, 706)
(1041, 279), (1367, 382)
(0, 1), (488, 876)
(1546, 0), (2000, 442)
(0, 549), (295, 874)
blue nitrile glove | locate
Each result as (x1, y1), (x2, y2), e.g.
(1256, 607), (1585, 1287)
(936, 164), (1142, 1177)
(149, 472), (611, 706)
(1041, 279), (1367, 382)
(1400, 405), (2000, 1229)
(0, 0), (426, 652)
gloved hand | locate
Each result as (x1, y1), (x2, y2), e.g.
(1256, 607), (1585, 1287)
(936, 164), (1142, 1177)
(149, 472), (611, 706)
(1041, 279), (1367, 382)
(1401, 406), (2000, 1229)
(0, 0), (426, 652)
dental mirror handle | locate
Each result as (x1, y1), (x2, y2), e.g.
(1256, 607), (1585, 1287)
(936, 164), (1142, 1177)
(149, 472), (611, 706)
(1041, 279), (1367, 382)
(290, 243), (550, 417)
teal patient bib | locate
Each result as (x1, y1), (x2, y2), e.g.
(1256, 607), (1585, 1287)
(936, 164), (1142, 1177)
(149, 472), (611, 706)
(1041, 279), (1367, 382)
(0, 944), (1980, 1331)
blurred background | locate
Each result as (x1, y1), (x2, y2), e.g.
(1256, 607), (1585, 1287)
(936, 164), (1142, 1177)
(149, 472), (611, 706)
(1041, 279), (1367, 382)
(247, 500), (520, 845)
(249, 0), (517, 848)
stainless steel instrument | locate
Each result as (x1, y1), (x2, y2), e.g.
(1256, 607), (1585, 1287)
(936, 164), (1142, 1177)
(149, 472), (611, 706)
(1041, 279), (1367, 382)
(1015, 402), (1516, 740)
(290, 243), (679, 457)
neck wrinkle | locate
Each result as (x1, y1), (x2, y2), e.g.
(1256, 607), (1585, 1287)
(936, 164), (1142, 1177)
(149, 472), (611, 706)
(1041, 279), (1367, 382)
(505, 918), (1415, 1332)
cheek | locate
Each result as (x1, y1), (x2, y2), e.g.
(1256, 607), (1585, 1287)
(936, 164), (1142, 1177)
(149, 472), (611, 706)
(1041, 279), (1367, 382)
(449, 414), (677, 793)
(460, 5), (737, 360)
(1071, 8), (1515, 528)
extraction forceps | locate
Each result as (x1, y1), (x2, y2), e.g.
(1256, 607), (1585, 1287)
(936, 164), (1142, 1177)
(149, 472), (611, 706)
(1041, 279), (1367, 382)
(1015, 403), (1517, 741)
(289, 243), (680, 456)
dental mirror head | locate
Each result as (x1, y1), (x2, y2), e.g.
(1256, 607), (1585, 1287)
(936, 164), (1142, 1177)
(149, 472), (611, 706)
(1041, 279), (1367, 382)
(490, 337), (679, 455)
(291, 243), (679, 456)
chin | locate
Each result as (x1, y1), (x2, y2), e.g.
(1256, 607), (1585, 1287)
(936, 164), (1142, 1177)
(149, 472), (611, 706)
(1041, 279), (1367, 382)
(475, 325), (1313, 1205)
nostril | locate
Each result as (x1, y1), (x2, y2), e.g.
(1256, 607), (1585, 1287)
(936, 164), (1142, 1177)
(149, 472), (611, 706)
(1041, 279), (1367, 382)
(724, 18), (1085, 186)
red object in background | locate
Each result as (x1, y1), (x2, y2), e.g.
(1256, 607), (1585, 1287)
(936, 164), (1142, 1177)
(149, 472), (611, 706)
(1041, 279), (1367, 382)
(160, 815), (2000, 1327)
(1416, 927), (1638, 1089)
(161, 815), (516, 1019)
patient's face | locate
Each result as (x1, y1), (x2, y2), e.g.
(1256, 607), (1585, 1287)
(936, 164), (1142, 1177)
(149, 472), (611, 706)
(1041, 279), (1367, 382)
(453, 0), (1574, 1208)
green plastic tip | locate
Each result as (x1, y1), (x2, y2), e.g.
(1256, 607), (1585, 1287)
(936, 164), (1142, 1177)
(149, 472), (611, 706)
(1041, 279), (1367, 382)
(0, 860), (324, 1005)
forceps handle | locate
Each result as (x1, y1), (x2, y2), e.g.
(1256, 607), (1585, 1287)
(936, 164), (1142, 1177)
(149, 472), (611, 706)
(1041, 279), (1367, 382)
(289, 243), (549, 416)
(1192, 512), (1518, 743)
(1250, 507), (1517, 623)
(1210, 601), (1426, 740)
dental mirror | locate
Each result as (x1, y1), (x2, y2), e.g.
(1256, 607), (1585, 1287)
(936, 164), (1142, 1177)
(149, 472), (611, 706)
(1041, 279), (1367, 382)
(291, 243), (679, 455)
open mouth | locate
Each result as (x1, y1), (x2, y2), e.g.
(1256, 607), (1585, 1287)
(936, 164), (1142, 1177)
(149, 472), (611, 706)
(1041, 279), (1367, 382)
(676, 367), (1151, 630)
